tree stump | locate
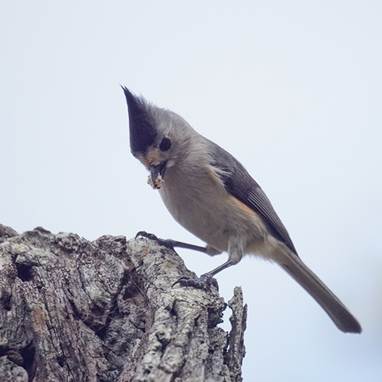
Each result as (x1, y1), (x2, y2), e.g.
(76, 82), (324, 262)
(0, 224), (247, 382)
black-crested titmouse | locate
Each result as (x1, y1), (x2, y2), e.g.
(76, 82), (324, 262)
(122, 87), (361, 333)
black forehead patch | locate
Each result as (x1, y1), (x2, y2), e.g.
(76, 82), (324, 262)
(122, 86), (157, 155)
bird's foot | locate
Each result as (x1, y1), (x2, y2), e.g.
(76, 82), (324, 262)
(173, 273), (218, 291)
(135, 231), (159, 241)
(135, 231), (175, 249)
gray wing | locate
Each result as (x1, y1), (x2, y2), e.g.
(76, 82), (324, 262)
(209, 140), (298, 255)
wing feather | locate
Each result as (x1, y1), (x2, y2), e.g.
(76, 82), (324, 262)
(209, 140), (298, 255)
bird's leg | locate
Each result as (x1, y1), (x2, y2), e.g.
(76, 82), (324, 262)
(174, 238), (244, 290)
(135, 231), (219, 255)
(202, 259), (236, 277)
(161, 239), (209, 253)
(201, 239), (244, 278)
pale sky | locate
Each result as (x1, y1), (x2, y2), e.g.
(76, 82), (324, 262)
(1, 1), (381, 381)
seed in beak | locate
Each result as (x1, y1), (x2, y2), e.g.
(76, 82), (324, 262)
(149, 162), (167, 189)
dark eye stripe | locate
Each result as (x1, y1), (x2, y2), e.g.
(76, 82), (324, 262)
(159, 137), (171, 151)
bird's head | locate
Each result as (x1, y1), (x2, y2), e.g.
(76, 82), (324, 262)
(122, 86), (192, 189)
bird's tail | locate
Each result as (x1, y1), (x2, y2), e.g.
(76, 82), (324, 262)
(279, 252), (361, 333)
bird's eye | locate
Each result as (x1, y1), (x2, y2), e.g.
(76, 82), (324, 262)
(159, 137), (171, 151)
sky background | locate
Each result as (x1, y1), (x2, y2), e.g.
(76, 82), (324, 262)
(1, 1), (381, 380)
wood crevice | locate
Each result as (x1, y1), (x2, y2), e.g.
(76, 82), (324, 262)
(0, 224), (247, 382)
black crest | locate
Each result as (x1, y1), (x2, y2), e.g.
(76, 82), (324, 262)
(121, 86), (157, 156)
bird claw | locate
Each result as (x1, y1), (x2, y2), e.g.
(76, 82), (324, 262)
(173, 273), (218, 291)
(135, 231), (159, 240)
(135, 231), (174, 249)
(136, 232), (218, 291)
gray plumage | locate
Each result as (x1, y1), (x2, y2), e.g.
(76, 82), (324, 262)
(208, 140), (298, 254)
(122, 87), (361, 334)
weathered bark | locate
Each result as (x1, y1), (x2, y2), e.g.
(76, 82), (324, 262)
(0, 224), (247, 382)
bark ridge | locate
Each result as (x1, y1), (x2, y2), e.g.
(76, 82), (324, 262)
(0, 225), (246, 382)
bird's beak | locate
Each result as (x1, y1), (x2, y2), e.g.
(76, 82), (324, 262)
(149, 161), (167, 189)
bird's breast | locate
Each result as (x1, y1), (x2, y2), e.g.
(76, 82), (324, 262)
(158, 164), (266, 252)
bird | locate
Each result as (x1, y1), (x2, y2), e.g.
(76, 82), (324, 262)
(122, 86), (361, 334)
